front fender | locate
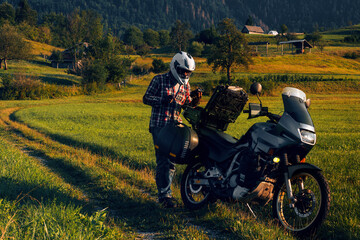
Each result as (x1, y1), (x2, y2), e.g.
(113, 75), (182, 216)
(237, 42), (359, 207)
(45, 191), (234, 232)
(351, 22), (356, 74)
(287, 163), (322, 178)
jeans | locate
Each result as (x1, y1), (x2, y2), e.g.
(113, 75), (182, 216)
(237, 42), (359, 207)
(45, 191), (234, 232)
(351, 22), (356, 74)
(151, 127), (175, 199)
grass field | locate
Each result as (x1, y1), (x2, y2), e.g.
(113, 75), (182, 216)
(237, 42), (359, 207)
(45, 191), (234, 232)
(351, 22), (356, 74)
(0, 37), (360, 239)
(0, 82), (358, 239)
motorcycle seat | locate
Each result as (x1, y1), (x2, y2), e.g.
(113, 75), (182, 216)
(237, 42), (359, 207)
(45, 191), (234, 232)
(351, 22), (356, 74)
(200, 127), (237, 144)
(199, 127), (242, 162)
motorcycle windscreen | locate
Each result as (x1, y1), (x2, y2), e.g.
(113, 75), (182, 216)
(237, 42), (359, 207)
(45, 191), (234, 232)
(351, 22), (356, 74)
(282, 89), (313, 126)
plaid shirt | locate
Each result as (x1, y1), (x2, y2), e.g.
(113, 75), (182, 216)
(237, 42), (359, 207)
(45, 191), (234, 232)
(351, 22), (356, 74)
(143, 72), (192, 130)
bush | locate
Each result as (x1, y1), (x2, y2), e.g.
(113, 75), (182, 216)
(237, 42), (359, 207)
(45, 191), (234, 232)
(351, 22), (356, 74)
(106, 56), (132, 83)
(234, 77), (252, 92)
(131, 64), (150, 76)
(81, 60), (109, 91)
(344, 51), (360, 59)
(151, 59), (168, 73)
(344, 34), (360, 43)
(188, 41), (204, 57)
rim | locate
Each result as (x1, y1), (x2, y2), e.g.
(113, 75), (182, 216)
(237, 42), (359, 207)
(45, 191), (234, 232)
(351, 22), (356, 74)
(184, 163), (210, 204)
(276, 172), (322, 232)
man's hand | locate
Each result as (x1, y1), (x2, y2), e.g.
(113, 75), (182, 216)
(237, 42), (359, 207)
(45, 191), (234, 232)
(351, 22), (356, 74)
(161, 95), (174, 104)
(190, 88), (202, 106)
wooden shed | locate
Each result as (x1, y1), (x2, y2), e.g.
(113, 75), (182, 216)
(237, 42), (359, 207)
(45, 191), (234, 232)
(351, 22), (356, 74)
(241, 25), (264, 34)
(279, 39), (313, 54)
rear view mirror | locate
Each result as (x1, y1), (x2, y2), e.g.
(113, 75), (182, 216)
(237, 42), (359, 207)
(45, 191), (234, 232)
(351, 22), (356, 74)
(248, 103), (262, 119)
(250, 82), (262, 95)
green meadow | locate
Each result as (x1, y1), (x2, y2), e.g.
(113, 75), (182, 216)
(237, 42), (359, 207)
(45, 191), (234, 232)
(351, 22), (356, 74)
(0, 84), (359, 239)
(1, 35), (360, 238)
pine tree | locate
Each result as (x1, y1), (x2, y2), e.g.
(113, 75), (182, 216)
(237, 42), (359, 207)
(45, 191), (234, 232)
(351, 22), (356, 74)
(15, 0), (37, 25)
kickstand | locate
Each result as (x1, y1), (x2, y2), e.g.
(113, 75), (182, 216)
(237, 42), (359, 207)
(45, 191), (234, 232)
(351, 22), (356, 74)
(246, 203), (257, 219)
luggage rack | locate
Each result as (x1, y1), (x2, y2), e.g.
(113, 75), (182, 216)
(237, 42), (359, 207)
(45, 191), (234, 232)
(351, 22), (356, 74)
(183, 85), (248, 131)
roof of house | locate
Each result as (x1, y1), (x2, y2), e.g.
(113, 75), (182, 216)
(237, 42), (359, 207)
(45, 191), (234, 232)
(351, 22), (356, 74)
(242, 25), (264, 34)
(279, 39), (313, 48)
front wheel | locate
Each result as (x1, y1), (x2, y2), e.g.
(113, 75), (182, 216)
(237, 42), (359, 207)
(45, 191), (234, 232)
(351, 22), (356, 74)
(181, 161), (213, 210)
(272, 170), (330, 235)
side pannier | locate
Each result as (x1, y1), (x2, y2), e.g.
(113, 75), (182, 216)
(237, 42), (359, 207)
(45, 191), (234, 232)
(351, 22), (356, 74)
(155, 123), (199, 164)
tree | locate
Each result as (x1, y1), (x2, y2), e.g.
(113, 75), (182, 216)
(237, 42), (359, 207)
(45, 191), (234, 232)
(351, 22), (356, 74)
(188, 41), (204, 57)
(42, 12), (72, 47)
(123, 26), (144, 49)
(84, 33), (131, 86)
(170, 20), (193, 51)
(92, 33), (118, 62)
(0, 2), (15, 24)
(49, 50), (63, 68)
(207, 18), (252, 83)
(317, 40), (326, 53)
(143, 28), (160, 47)
(105, 56), (132, 83)
(68, 9), (83, 45)
(305, 31), (323, 47)
(81, 59), (109, 92)
(158, 30), (170, 47)
(15, 0), (37, 25)
(197, 25), (218, 45)
(136, 44), (151, 58)
(80, 10), (103, 44)
(280, 24), (288, 36)
(245, 15), (254, 26)
(0, 24), (31, 70)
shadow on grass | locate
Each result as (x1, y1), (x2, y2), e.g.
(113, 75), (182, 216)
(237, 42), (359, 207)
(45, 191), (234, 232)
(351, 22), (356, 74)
(38, 75), (80, 86)
(0, 70), (80, 86)
(0, 176), (86, 209)
(29, 59), (51, 67)
(12, 112), (155, 172)
(10, 146), (195, 234)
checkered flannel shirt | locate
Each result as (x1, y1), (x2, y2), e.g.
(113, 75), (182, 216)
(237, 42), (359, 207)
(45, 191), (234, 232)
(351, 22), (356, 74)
(143, 72), (192, 130)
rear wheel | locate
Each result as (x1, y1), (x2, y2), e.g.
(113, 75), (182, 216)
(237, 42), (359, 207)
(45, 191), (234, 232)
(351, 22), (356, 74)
(272, 170), (330, 235)
(181, 161), (213, 210)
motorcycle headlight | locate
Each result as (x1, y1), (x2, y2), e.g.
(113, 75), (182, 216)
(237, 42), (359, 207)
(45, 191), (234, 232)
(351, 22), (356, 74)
(300, 130), (316, 145)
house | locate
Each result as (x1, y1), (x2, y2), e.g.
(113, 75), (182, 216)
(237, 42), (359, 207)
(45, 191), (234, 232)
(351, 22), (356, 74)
(49, 42), (90, 71)
(268, 30), (278, 35)
(241, 25), (264, 34)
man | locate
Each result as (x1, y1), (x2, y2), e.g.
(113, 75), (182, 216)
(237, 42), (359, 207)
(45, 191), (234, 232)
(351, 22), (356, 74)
(143, 51), (201, 208)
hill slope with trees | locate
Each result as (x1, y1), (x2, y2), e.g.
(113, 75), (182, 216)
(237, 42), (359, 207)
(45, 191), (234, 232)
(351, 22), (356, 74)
(1, 0), (360, 34)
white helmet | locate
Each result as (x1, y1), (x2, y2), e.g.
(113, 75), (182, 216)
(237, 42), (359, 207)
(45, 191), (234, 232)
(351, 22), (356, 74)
(170, 51), (195, 85)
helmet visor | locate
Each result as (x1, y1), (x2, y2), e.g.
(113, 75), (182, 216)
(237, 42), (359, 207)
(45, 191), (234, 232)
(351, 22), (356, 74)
(176, 67), (192, 80)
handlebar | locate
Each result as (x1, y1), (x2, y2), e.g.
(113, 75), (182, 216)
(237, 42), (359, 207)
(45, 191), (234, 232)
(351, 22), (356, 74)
(243, 104), (281, 123)
(267, 112), (281, 122)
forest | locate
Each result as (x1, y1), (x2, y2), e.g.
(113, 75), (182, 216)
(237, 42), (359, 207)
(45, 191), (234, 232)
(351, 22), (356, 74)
(1, 0), (360, 35)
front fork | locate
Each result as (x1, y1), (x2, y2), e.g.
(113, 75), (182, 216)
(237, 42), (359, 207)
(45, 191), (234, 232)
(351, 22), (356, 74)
(284, 171), (296, 208)
(282, 153), (303, 208)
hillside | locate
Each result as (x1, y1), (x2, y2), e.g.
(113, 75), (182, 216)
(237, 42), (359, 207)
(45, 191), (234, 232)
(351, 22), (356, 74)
(2, 0), (360, 34)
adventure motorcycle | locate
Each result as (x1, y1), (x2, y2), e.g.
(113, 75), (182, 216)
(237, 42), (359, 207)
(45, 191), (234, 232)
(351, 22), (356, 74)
(155, 83), (330, 235)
